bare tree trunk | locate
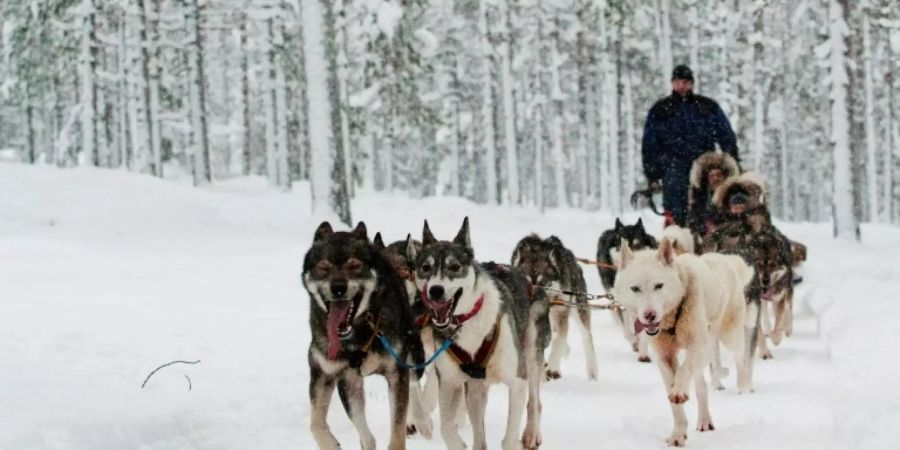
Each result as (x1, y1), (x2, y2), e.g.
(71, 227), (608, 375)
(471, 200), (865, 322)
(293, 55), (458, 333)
(500, 0), (519, 205)
(80, 0), (99, 166)
(478, 0), (498, 205)
(550, 17), (568, 208)
(657, 0), (673, 92)
(138, 0), (162, 177)
(239, 13), (252, 176)
(25, 100), (35, 164)
(885, 35), (896, 223)
(751, 1), (764, 171)
(302, 0), (351, 225)
(335, 3), (353, 198)
(863, 12), (879, 221)
(576, 2), (594, 207)
(609, 16), (622, 213)
(187, 0), (211, 185)
(264, 19), (278, 187)
(830, 0), (860, 240)
(623, 67), (637, 203)
(117, 14), (132, 170)
(275, 21), (291, 190)
(688, 0), (700, 91)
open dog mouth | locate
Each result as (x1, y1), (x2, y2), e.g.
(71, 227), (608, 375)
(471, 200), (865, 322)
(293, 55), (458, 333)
(421, 287), (464, 329)
(325, 291), (363, 360)
(634, 319), (661, 336)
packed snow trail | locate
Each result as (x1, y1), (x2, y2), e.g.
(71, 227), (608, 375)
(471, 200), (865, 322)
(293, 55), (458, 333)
(0, 164), (891, 449)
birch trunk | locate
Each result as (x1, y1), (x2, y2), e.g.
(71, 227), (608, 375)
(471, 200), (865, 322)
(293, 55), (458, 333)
(500, 0), (519, 205)
(830, 0), (860, 240)
(751, 3), (764, 171)
(863, 13), (878, 221)
(275, 23), (291, 190)
(188, 0), (211, 185)
(239, 13), (251, 176)
(302, 0), (351, 225)
(138, 0), (162, 177)
(264, 19), (278, 187)
(478, 0), (497, 204)
(80, 0), (98, 166)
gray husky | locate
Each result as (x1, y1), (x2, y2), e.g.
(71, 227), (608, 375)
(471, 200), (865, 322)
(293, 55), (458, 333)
(302, 222), (429, 450)
(416, 217), (547, 450)
(512, 234), (597, 380)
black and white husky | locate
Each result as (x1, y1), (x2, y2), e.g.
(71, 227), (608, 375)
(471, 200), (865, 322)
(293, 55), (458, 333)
(512, 234), (596, 380)
(416, 217), (547, 450)
(596, 218), (658, 362)
(302, 222), (429, 450)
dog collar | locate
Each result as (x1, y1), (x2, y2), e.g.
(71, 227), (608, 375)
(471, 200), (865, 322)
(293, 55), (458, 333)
(663, 300), (686, 336)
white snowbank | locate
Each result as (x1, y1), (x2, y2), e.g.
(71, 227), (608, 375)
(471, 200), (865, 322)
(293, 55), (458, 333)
(0, 163), (897, 449)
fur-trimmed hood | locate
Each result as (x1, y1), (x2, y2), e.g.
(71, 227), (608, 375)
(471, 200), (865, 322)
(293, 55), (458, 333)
(712, 172), (767, 209)
(689, 151), (740, 189)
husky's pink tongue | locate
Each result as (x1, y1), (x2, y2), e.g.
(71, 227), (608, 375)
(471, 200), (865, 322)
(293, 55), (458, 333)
(326, 301), (352, 360)
(634, 319), (660, 334)
(761, 289), (773, 301)
(427, 299), (453, 323)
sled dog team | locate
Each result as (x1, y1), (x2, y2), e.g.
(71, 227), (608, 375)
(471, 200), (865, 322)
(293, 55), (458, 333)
(302, 156), (805, 449)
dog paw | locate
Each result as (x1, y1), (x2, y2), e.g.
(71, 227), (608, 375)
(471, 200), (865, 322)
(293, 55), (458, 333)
(502, 437), (523, 450)
(544, 369), (561, 381)
(760, 350), (773, 360)
(521, 428), (542, 449)
(771, 331), (784, 346)
(712, 381), (726, 391)
(409, 418), (433, 439)
(666, 433), (687, 447)
(697, 418), (715, 432)
(638, 355), (652, 363)
(668, 388), (689, 404)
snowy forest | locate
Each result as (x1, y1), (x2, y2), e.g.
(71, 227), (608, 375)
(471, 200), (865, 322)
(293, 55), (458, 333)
(1, 0), (899, 237)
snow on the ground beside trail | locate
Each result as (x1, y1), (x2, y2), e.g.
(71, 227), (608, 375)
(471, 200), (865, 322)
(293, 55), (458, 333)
(0, 163), (895, 449)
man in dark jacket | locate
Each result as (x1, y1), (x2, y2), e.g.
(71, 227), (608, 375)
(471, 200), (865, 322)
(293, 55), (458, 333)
(641, 64), (739, 227)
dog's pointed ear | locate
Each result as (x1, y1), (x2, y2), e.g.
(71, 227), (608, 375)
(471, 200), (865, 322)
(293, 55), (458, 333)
(511, 244), (522, 267)
(405, 234), (418, 261)
(352, 221), (368, 241)
(422, 220), (436, 246)
(615, 218), (624, 230)
(314, 222), (333, 242)
(373, 232), (385, 250)
(619, 238), (633, 269)
(658, 237), (675, 266)
(635, 218), (644, 230)
(454, 217), (472, 253)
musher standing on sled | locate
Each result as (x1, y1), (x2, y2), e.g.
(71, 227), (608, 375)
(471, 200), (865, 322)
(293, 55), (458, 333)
(641, 64), (739, 227)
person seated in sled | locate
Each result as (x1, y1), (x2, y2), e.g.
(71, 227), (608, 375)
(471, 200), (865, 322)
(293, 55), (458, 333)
(641, 64), (740, 228)
(687, 151), (741, 236)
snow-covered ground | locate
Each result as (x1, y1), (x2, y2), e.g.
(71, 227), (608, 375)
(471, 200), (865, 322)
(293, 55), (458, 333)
(1, 163), (897, 449)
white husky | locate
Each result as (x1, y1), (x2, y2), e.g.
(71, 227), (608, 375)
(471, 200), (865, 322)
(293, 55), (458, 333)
(613, 238), (754, 447)
(661, 225), (696, 255)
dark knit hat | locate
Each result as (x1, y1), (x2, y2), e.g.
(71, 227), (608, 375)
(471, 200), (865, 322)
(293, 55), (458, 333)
(672, 64), (694, 82)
